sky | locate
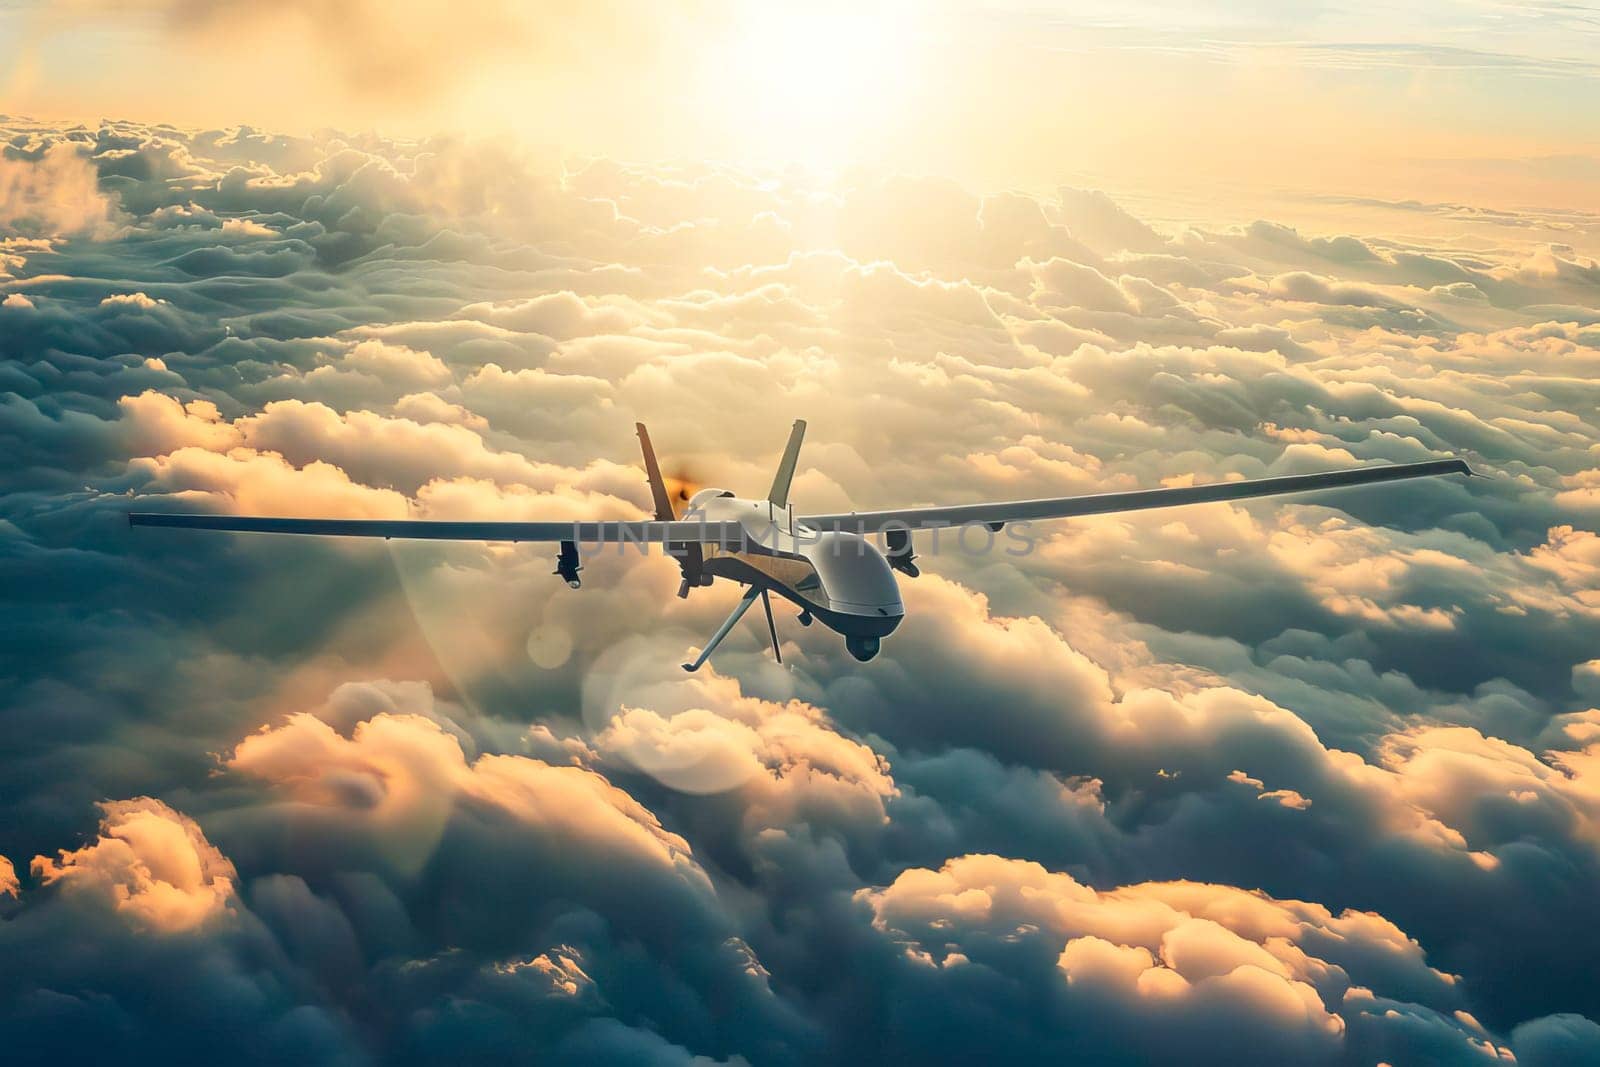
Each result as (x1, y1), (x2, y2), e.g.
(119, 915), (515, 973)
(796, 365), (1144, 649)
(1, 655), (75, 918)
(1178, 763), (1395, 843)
(6, 0), (1600, 205)
(2, 2), (1600, 1065)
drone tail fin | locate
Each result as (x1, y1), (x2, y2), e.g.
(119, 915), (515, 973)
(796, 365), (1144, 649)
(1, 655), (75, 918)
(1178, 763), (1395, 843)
(767, 419), (807, 509)
(636, 422), (678, 520)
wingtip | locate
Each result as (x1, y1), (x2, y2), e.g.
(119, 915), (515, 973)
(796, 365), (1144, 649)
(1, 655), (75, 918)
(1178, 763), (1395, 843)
(680, 662), (697, 673)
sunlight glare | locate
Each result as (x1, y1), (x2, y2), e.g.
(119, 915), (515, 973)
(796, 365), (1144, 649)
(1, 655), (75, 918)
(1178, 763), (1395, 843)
(712, 1), (922, 165)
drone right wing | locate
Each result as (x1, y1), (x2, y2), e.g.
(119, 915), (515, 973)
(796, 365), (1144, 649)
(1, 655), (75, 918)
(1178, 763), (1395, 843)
(800, 458), (1474, 535)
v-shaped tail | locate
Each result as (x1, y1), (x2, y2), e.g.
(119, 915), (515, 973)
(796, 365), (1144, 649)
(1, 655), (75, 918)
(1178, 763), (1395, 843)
(638, 422), (705, 596)
(767, 419), (807, 508)
(636, 422), (678, 520)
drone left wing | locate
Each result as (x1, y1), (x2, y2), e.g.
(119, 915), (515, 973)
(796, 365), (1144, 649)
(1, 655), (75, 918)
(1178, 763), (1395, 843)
(800, 458), (1473, 535)
(127, 512), (749, 544)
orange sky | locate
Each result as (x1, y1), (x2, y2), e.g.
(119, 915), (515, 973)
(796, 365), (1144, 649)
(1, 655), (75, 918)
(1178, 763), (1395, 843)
(5, 1), (1600, 209)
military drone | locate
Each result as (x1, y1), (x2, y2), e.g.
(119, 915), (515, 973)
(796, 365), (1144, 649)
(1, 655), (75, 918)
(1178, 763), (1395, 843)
(132, 421), (1472, 670)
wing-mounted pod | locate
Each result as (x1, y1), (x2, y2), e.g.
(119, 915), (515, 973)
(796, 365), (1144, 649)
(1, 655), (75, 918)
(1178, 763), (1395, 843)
(884, 526), (919, 578)
(555, 540), (582, 588)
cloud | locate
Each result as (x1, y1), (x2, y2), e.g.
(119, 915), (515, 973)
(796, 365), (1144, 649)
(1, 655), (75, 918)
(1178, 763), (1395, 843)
(30, 798), (236, 932)
(457, 291), (642, 340)
(1512, 1014), (1600, 1067)
(130, 443), (411, 518)
(1576, 660), (1600, 702)
(225, 707), (704, 884)
(2, 113), (1599, 1063)
(590, 667), (898, 838)
(1268, 271), (1401, 308)
(0, 143), (120, 237)
(213, 689), (817, 1059)
(854, 854), (1504, 1063)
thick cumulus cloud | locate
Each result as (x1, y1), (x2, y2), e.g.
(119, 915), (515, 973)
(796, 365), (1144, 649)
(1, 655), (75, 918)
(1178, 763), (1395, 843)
(2, 116), (1599, 1063)
(30, 797), (237, 933)
(855, 854), (1506, 1065)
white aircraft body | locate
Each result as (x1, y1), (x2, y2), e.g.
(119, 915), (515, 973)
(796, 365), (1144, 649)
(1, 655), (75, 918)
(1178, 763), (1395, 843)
(131, 420), (1473, 671)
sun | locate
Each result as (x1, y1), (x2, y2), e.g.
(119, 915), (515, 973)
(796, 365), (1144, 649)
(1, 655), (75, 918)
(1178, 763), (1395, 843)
(706, 1), (923, 167)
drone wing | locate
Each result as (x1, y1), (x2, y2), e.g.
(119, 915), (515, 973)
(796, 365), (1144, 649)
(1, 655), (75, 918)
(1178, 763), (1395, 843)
(127, 512), (748, 544)
(799, 458), (1473, 535)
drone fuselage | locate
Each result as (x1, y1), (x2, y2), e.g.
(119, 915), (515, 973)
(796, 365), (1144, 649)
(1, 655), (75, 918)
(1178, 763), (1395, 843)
(687, 490), (904, 660)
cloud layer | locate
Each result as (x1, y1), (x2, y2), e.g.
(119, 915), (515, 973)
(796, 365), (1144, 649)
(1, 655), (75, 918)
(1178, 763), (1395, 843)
(1, 117), (1598, 1064)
